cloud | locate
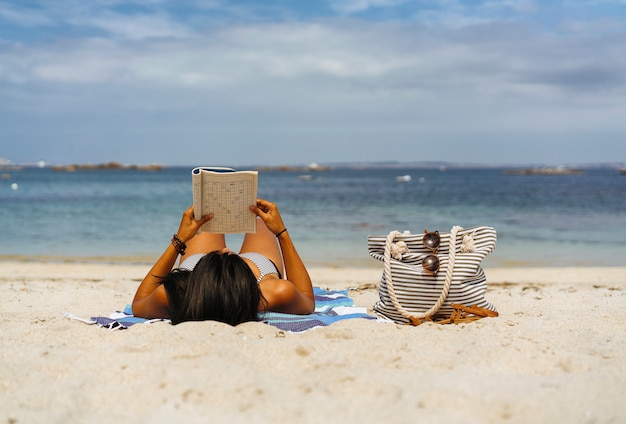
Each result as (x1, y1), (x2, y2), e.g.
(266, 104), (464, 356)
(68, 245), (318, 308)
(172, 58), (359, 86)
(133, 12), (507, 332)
(328, 0), (409, 14)
(1, 1), (625, 165)
(72, 12), (194, 40)
(559, 17), (626, 34)
(3, 20), (625, 105)
(0, 2), (54, 27)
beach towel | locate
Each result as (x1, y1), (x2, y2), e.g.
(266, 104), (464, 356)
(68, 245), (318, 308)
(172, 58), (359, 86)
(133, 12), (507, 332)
(262, 288), (376, 332)
(65, 287), (376, 332)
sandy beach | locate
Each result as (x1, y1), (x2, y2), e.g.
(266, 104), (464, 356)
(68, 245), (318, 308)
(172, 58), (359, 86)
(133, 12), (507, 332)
(1, 261), (625, 423)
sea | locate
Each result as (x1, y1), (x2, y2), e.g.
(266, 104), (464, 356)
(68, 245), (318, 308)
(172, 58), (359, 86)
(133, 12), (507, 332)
(1, 165), (625, 268)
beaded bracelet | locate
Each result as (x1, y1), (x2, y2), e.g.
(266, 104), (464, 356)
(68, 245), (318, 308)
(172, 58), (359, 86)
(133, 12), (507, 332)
(275, 228), (287, 238)
(171, 234), (187, 255)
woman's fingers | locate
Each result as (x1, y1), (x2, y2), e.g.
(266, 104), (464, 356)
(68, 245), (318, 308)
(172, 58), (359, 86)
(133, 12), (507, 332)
(198, 213), (214, 225)
(187, 205), (212, 223)
(255, 198), (275, 213)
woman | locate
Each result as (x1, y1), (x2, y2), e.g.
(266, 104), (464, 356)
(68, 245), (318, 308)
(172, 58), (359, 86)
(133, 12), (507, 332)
(132, 198), (315, 325)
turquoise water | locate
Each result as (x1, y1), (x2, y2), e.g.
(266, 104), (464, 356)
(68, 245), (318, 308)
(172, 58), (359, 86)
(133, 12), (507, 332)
(1, 166), (624, 267)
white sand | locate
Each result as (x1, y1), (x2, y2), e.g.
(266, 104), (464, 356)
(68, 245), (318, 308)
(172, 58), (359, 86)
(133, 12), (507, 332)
(1, 261), (625, 423)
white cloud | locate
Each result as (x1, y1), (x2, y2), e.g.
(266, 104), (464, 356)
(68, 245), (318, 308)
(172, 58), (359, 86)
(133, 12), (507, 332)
(558, 17), (626, 34)
(485, 0), (537, 14)
(1, 1), (625, 165)
(72, 12), (194, 40)
(0, 3), (54, 27)
(3, 11), (625, 93)
(328, 0), (409, 14)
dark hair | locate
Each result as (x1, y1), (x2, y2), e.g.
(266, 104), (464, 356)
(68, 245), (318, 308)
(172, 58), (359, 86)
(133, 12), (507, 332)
(161, 251), (265, 326)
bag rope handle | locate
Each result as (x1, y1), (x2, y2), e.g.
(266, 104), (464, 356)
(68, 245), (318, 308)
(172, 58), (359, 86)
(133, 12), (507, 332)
(383, 226), (462, 321)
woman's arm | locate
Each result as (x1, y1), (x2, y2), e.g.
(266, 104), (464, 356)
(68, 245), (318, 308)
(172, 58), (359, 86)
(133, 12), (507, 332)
(275, 229), (314, 303)
(131, 206), (213, 318)
(250, 199), (314, 314)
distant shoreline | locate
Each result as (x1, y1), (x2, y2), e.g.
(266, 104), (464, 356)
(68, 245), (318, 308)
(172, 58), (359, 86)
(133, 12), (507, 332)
(502, 167), (584, 175)
(3, 160), (625, 172)
(50, 161), (163, 172)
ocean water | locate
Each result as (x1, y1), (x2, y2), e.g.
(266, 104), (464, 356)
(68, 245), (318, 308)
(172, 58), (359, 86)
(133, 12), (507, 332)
(1, 166), (625, 267)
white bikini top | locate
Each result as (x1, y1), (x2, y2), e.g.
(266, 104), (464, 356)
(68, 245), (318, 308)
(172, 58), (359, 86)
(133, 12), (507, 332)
(179, 252), (280, 283)
(239, 252), (280, 283)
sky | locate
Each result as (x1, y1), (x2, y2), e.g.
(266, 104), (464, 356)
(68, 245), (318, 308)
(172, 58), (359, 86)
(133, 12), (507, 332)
(1, 0), (625, 167)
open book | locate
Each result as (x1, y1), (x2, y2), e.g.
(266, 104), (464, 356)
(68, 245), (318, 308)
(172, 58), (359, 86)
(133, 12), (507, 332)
(192, 167), (258, 234)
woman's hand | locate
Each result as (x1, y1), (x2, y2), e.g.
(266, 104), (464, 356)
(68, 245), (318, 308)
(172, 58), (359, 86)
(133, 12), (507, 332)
(249, 198), (286, 236)
(176, 205), (213, 242)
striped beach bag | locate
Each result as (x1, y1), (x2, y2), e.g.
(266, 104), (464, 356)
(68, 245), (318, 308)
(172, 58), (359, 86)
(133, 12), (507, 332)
(368, 226), (498, 325)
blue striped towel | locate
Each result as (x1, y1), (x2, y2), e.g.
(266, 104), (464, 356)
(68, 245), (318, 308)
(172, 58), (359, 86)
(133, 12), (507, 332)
(261, 288), (376, 332)
(65, 287), (376, 332)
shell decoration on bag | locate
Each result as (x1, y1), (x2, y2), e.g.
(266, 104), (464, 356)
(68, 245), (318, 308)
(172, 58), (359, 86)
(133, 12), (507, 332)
(460, 231), (476, 253)
(390, 230), (476, 258)
(389, 230), (411, 260)
(389, 240), (409, 260)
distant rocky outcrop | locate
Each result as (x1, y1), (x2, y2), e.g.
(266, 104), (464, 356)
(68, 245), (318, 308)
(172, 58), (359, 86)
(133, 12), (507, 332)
(0, 157), (22, 171)
(51, 161), (163, 172)
(503, 167), (584, 176)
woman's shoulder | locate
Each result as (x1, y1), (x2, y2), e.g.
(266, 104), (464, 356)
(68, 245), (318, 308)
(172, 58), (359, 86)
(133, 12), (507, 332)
(259, 278), (314, 314)
(132, 284), (171, 319)
(259, 278), (298, 306)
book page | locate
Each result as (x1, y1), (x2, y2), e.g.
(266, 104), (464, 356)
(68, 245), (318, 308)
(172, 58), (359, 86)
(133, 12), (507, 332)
(192, 167), (258, 234)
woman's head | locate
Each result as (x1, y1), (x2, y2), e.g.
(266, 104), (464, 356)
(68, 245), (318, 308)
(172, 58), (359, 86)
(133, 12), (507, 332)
(162, 251), (263, 326)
